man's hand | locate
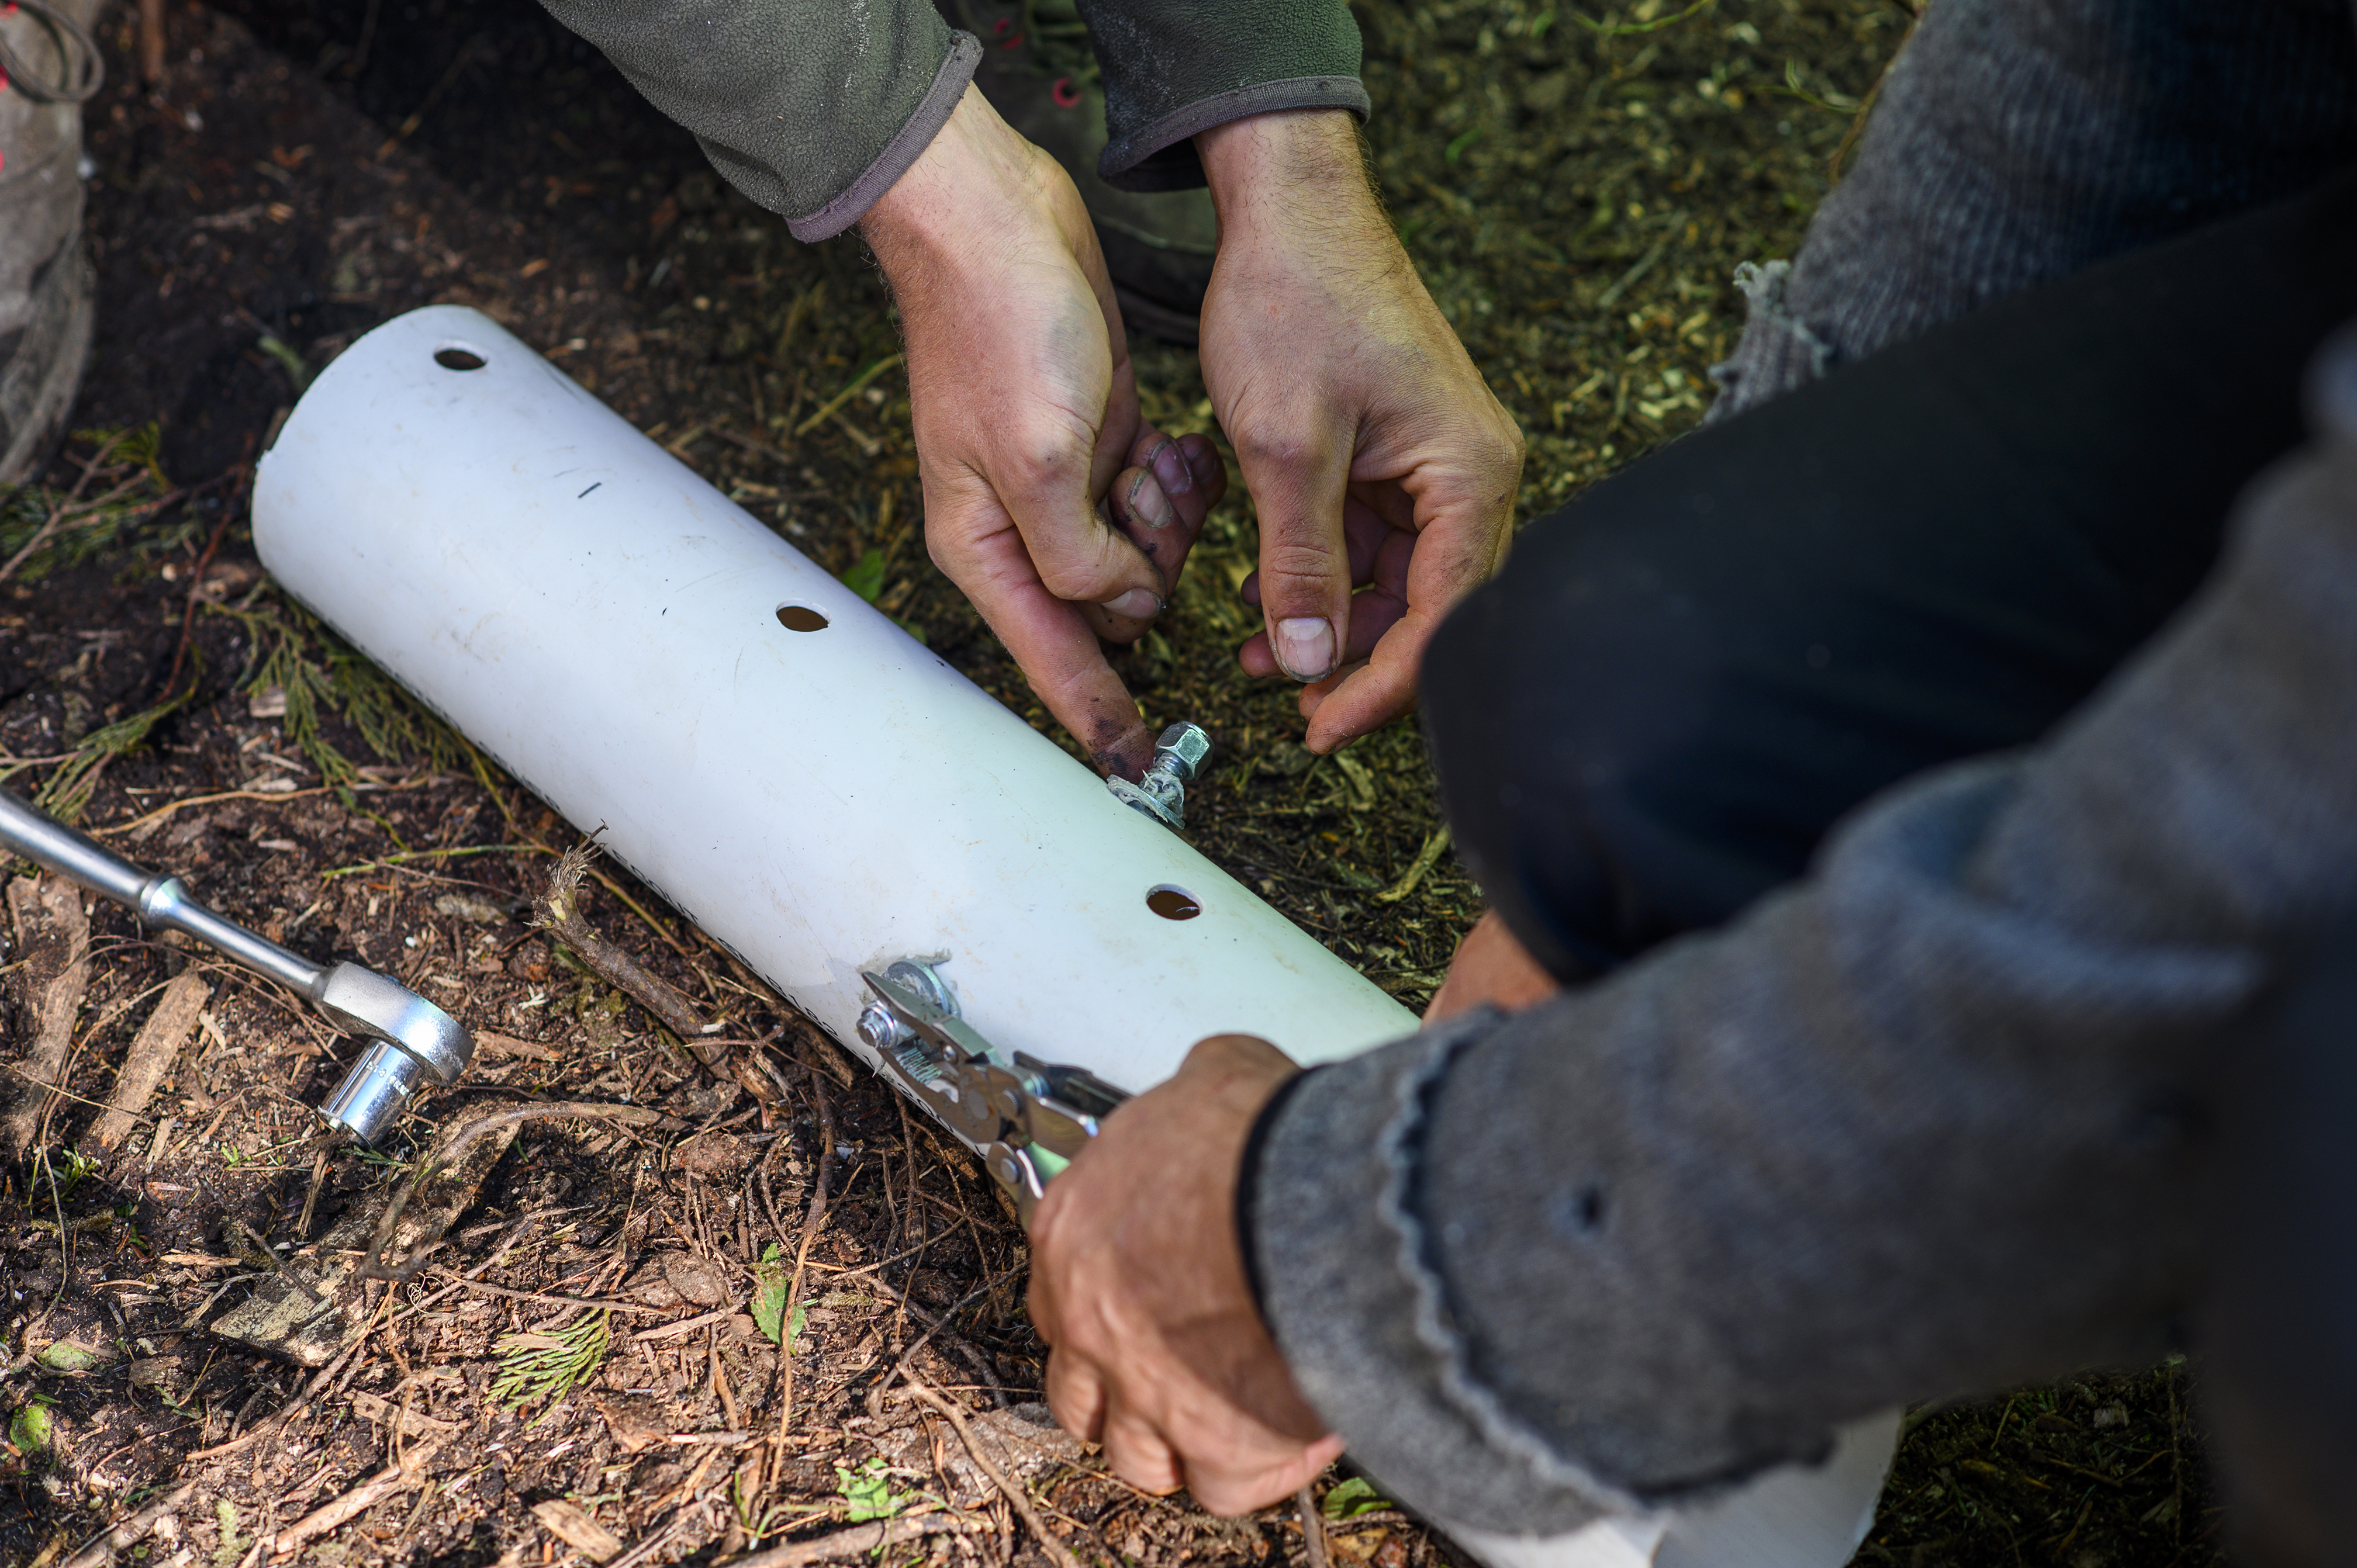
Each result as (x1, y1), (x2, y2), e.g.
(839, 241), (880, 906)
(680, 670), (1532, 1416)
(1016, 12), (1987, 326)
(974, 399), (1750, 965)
(1425, 908), (1561, 1023)
(863, 86), (1226, 779)
(1197, 110), (1524, 753)
(1029, 1035), (1345, 1514)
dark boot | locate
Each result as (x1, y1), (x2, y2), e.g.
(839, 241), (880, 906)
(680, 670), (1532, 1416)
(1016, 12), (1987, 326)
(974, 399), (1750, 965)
(942, 0), (1216, 345)
(0, 0), (104, 483)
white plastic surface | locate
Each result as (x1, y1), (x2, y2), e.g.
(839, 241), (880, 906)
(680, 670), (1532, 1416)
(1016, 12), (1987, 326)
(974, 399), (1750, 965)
(251, 306), (1416, 1096)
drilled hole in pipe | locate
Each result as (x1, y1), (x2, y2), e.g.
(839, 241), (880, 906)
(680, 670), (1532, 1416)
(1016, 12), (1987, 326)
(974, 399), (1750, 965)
(434, 345), (488, 371)
(776, 604), (830, 632)
(1147, 886), (1201, 920)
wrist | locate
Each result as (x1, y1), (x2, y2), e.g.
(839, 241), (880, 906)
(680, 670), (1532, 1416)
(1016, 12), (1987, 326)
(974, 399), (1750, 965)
(1195, 109), (1378, 236)
(862, 84), (1058, 288)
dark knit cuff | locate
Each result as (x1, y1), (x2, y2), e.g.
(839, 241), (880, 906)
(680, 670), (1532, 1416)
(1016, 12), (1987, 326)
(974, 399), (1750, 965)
(1234, 1065), (1319, 1314)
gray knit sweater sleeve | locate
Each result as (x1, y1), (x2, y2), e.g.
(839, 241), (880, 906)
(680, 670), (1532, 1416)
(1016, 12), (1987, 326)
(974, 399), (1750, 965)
(534, 0), (980, 240)
(1074, 0), (1370, 191)
(1248, 392), (2357, 1534)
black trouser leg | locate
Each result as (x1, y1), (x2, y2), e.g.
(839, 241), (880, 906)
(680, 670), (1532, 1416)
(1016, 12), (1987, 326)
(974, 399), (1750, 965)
(1424, 167), (2357, 980)
(2207, 925), (2357, 1567)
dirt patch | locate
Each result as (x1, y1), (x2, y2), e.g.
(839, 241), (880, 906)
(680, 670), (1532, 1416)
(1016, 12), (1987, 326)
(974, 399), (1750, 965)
(2, 1), (2227, 1564)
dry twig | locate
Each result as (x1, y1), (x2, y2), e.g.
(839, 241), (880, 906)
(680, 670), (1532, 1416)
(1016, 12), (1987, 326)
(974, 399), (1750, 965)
(1299, 1484), (1333, 1568)
(773, 1068), (837, 1439)
(265, 1439), (445, 1557)
(60, 1482), (196, 1568)
(720, 1512), (972, 1568)
(899, 1377), (1086, 1568)
(533, 835), (723, 1054)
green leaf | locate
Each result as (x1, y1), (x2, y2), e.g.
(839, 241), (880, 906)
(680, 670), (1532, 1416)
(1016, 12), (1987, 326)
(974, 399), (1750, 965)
(833, 1456), (907, 1522)
(1321, 1477), (1391, 1520)
(36, 1342), (98, 1374)
(751, 1246), (790, 1347)
(9, 1403), (53, 1453)
(843, 548), (887, 603)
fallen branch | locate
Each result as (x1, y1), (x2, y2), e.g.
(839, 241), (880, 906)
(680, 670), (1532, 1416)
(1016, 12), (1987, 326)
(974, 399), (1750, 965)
(721, 1512), (973, 1568)
(863, 1278), (998, 1421)
(900, 1378), (1086, 1568)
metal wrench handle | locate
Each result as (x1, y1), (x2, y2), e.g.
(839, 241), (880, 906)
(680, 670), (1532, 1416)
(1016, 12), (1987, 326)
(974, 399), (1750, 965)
(0, 787), (328, 998)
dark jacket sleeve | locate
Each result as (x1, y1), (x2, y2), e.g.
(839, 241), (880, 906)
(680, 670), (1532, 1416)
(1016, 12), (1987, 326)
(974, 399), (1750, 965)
(1244, 375), (2357, 1534)
(1074, 0), (1370, 190)
(535, 0), (980, 240)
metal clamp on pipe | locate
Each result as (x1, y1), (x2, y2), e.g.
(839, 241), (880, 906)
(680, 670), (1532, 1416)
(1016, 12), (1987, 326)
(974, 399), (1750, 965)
(859, 956), (1129, 1223)
(0, 787), (472, 1144)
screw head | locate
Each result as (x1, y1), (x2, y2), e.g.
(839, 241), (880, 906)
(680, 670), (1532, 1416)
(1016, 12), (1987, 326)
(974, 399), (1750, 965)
(1152, 722), (1213, 782)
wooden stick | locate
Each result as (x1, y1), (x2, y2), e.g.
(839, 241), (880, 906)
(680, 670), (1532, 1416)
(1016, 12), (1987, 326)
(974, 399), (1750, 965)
(137, 0), (167, 84)
(268, 1440), (444, 1556)
(720, 1512), (972, 1568)
(1298, 1484), (1333, 1568)
(532, 837), (714, 1046)
(773, 1071), (837, 1438)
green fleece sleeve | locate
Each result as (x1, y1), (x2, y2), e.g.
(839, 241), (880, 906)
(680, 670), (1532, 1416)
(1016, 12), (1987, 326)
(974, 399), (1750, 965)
(1076, 0), (1370, 190)
(535, 0), (981, 240)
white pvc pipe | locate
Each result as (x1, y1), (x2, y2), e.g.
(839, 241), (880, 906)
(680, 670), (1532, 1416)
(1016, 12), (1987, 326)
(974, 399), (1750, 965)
(250, 306), (1892, 1568)
(253, 305), (1415, 1093)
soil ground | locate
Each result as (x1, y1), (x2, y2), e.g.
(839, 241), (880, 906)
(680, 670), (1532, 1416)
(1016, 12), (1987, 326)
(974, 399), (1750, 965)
(4, 1), (2227, 1565)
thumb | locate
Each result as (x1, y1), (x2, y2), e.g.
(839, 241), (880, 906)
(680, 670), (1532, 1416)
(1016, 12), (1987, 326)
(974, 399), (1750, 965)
(1236, 421), (1354, 683)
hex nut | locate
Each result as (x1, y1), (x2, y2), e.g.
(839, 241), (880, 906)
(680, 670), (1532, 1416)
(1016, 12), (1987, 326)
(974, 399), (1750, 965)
(1152, 722), (1214, 781)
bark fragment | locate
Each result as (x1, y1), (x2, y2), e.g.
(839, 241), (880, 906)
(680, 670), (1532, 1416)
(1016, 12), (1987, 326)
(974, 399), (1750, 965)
(89, 968), (209, 1151)
(3, 873), (92, 1158)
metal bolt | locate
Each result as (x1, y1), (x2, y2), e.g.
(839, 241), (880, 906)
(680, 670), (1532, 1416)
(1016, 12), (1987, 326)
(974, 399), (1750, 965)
(857, 999), (912, 1054)
(1151, 722), (1213, 782)
(1108, 721), (1214, 832)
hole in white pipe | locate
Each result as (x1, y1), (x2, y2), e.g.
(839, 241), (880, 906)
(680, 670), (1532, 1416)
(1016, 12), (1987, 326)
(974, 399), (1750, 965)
(434, 345), (488, 371)
(776, 605), (829, 632)
(1147, 886), (1200, 920)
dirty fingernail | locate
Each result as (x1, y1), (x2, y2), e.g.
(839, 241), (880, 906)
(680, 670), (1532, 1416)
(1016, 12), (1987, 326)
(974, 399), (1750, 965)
(1103, 589), (1162, 619)
(1150, 439), (1193, 496)
(1124, 470), (1177, 529)
(1275, 617), (1336, 680)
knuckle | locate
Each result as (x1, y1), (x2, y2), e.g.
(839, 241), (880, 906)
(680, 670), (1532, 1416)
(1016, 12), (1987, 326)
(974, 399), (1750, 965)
(1257, 539), (1342, 598)
(1035, 548), (1114, 602)
(1001, 422), (1093, 495)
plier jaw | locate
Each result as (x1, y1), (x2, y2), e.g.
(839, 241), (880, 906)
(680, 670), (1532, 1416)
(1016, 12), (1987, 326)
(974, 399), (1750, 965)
(859, 963), (1132, 1222)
